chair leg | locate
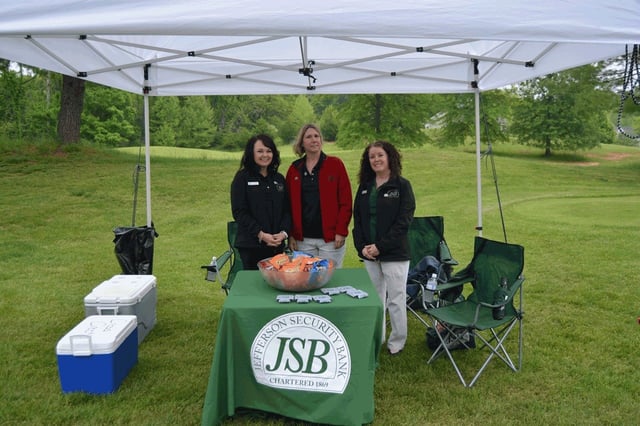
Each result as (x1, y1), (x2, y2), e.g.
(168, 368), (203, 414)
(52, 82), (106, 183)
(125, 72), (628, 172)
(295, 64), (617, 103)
(407, 304), (432, 329)
(427, 323), (471, 387)
(427, 318), (522, 388)
(466, 320), (521, 387)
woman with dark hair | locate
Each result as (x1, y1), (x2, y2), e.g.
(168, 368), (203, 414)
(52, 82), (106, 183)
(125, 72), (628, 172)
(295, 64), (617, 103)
(353, 140), (415, 355)
(230, 134), (291, 270)
(285, 124), (352, 267)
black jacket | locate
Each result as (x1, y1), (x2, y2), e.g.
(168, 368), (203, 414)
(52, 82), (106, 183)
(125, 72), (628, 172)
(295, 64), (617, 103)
(230, 168), (291, 248)
(353, 176), (416, 262)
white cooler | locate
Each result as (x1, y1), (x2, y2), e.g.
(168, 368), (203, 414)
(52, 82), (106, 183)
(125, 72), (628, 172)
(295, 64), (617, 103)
(84, 274), (157, 344)
(56, 315), (138, 394)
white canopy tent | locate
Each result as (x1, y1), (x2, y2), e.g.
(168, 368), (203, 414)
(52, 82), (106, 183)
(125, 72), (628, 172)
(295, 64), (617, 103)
(1, 0), (638, 230)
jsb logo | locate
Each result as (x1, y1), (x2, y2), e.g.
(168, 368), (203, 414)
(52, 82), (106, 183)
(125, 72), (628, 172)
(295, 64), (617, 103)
(266, 337), (330, 374)
(252, 312), (351, 393)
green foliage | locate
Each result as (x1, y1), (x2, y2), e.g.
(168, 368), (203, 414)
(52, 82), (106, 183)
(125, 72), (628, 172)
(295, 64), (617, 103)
(337, 94), (431, 148)
(510, 64), (616, 156)
(0, 66), (59, 142)
(308, 93), (349, 116)
(149, 97), (181, 146)
(0, 63), (635, 154)
(0, 65), (27, 138)
(174, 96), (216, 149)
(279, 96), (316, 144)
(319, 104), (340, 141)
(82, 83), (138, 146)
(437, 91), (510, 146)
(210, 95), (297, 150)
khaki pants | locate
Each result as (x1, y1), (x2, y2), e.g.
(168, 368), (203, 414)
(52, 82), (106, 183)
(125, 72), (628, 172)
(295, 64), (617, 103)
(296, 237), (347, 268)
(364, 259), (409, 353)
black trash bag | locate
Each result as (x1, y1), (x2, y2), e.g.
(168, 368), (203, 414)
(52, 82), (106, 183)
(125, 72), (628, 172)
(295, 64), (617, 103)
(113, 225), (158, 275)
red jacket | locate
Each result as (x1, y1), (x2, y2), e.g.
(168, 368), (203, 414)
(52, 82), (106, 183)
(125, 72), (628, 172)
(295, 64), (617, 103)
(286, 155), (353, 242)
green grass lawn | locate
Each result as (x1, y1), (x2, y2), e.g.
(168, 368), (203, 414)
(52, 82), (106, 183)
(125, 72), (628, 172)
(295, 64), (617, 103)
(1, 142), (639, 425)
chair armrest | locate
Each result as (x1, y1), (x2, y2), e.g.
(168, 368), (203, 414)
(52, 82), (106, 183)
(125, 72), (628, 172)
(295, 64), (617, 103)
(216, 250), (233, 270)
(435, 278), (469, 293)
(201, 249), (234, 284)
(436, 266), (474, 292)
(438, 240), (459, 266)
(507, 275), (525, 299)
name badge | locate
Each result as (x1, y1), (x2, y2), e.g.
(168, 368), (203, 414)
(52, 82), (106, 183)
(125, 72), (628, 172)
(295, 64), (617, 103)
(247, 181), (259, 186)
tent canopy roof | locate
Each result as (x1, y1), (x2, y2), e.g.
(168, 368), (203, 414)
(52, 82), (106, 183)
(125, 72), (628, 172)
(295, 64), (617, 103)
(0, 0), (638, 95)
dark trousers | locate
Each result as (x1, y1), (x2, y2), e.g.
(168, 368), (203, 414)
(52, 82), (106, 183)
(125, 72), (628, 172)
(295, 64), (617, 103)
(237, 245), (284, 270)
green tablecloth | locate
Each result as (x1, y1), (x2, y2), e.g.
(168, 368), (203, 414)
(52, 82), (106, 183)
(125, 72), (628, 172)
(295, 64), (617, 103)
(201, 268), (384, 426)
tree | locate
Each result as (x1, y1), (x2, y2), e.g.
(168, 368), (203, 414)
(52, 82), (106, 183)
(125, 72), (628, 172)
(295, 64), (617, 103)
(81, 83), (138, 146)
(336, 94), (432, 148)
(436, 91), (510, 146)
(0, 63), (59, 142)
(319, 104), (339, 141)
(209, 95), (296, 150)
(0, 63), (28, 140)
(175, 96), (216, 148)
(279, 96), (316, 144)
(57, 75), (85, 144)
(510, 64), (615, 156)
(149, 97), (181, 146)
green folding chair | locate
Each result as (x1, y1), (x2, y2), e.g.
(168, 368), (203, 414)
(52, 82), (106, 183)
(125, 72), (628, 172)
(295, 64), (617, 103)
(406, 216), (458, 326)
(201, 221), (243, 294)
(426, 236), (525, 387)
(408, 216), (457, 270)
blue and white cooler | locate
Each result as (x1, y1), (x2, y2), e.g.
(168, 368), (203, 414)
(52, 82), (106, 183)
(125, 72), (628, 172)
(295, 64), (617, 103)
(56, 315), (138, 394)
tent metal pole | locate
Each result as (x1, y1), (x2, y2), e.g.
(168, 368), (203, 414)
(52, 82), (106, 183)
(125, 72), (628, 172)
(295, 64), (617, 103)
(474, 87), (483, 237)
(143, 93), (152, 228)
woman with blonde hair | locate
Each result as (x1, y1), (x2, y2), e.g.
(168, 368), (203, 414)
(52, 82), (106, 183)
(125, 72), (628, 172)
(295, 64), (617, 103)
(285, 124), (352, 267)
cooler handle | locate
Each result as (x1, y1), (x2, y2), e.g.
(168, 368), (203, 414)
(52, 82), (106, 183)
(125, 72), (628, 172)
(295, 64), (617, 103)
(69, 335), (93, 356)
(96, 306), (119, 315)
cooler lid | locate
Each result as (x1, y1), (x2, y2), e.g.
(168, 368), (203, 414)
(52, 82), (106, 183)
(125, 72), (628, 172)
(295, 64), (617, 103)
(56, 315), (137, 356)
(84, 274), (156, 304)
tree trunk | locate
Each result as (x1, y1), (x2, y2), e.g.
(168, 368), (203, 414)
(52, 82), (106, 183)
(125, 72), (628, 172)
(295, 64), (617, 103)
(373, 94), (382, 134)
(544, 135), (552, 157)
(57, 75), (85, 144)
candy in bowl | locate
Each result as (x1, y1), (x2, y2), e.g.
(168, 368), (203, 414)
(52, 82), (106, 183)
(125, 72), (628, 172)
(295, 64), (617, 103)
(257, 252), (335, 292)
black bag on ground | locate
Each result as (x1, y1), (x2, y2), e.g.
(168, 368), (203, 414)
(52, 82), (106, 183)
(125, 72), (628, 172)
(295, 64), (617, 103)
(113, 225), (158, 275)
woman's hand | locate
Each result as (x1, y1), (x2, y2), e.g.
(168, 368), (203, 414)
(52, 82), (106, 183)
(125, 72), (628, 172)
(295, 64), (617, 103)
(259, 231), (285, 247)
(362, 244), (379, 260)
(289, 236), (298, 251)
(334, 234), (346, 249)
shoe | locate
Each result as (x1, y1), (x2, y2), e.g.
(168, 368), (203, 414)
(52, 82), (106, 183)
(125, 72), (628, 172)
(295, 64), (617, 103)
(388, 347), (403, 356)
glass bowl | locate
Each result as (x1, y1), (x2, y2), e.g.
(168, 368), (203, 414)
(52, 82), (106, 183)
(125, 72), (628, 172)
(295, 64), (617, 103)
(257, 254), (335, 292)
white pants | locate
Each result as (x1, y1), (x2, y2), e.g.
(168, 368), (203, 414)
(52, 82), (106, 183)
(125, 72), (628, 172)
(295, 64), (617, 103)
(364, 259), (409, 353)
(296, 237), (347, 268)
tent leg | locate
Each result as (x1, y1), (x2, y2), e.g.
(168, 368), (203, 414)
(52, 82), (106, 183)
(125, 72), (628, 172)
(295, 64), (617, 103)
(143, 92), (152, 228)
(474, 87), (482, 237)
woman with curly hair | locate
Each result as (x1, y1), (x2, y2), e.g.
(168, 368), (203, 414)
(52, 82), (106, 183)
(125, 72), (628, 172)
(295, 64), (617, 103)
(352, 140), (415, 355)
